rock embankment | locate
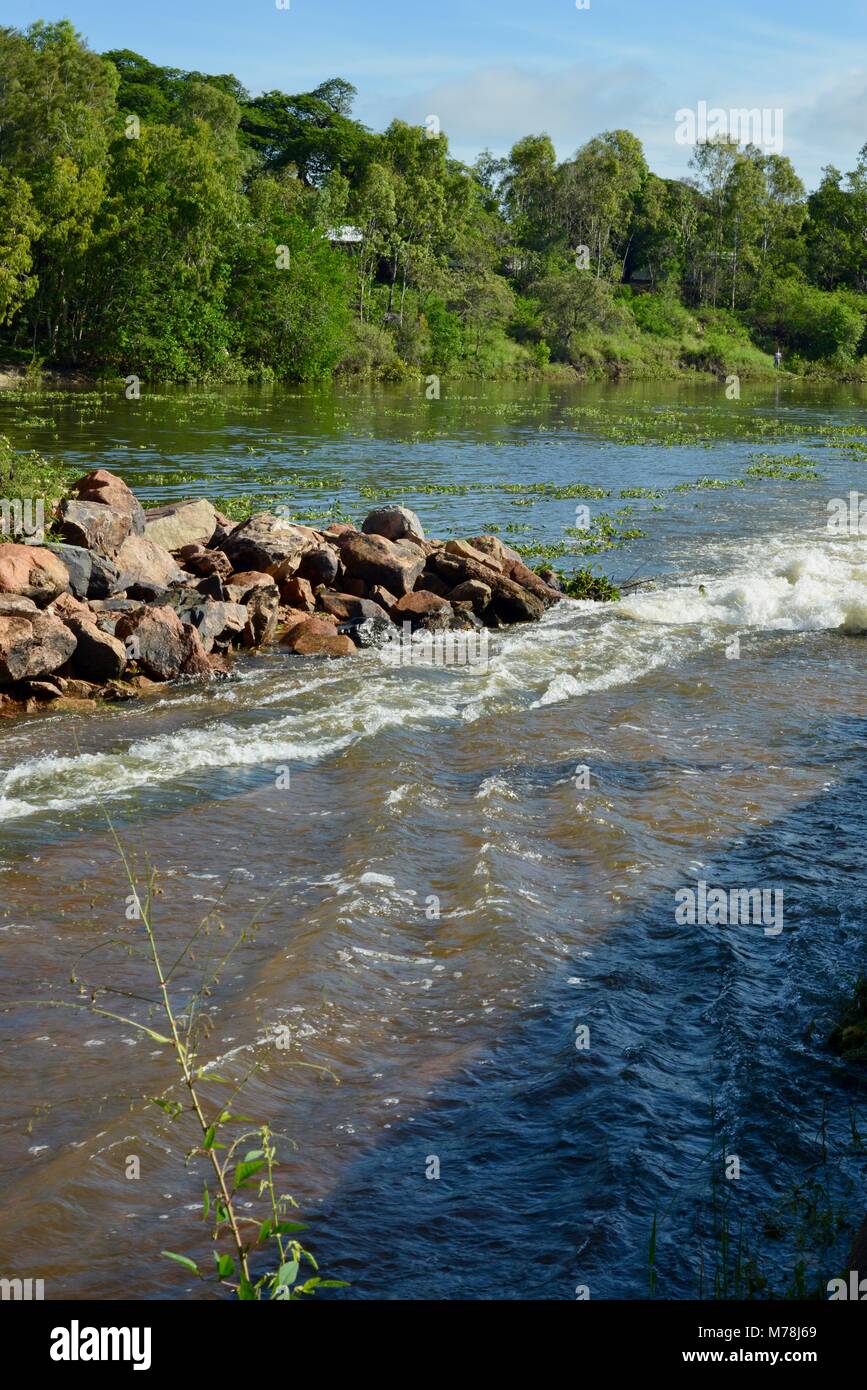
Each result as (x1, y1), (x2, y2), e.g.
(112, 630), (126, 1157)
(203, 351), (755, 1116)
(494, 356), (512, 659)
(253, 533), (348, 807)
(0, 471), (562, 715)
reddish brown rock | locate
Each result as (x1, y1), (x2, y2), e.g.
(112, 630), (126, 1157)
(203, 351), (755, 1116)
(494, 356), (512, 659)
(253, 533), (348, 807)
(370, 584), (398, 610)
(316, 591), (389, 623)
(392, 590), (453, 630)
(444, 538), (503, 571)
(340, 533), (426, 597)
(51, 592), (94, 622)
(176, 545), (233, 581)
(227, 570), (277, 600)
(281, 616), (339, 647)
(0, 611), (78, 684)
(0, 544), (70, 607)
(241, 586), (279, 648)
(220, 513), (317, 573)
(71, 469), (145, 529)
(283, 617), (356, 657)
(498, 556), (562, 604)
(276, 574), (315, 612)
(467, 534), (524, 567)
(430, 551), (545, 623)
(59, 498), (134, 557)
(64, 618), (127, 682)
(114, 606), (212, 681)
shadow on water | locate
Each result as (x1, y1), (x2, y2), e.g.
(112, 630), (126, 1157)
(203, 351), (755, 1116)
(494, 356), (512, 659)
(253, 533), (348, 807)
(302, 727), (867, 1301)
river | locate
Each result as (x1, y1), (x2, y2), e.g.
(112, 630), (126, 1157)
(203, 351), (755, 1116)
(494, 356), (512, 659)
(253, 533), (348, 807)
(1, 378), (866, 1299)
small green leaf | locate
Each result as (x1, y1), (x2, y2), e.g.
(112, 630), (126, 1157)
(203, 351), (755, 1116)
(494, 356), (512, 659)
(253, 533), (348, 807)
(233, 1158), (265, 1189)
(162, 1251), (199, 1275)
(277, 1259), (299, 1287)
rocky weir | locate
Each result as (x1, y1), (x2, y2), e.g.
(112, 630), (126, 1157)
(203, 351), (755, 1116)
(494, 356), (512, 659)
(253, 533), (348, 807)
(0, 469), (563, 715)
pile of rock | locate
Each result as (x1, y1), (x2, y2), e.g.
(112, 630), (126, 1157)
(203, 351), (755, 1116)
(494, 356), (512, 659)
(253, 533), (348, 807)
(0, 471), (562, 714)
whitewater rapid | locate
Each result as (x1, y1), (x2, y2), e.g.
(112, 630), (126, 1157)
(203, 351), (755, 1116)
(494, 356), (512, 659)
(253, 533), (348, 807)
(1, 524), (864, 824)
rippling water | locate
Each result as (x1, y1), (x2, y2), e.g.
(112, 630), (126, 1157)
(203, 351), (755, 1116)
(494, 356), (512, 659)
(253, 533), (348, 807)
(1, 379), (866, 1300)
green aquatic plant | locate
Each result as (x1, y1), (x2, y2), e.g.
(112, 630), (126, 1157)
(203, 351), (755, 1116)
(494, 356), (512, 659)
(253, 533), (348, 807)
(646, 1094), (864, 1300)
(537, 564), (620, 601)
(745, 453), (822, 480)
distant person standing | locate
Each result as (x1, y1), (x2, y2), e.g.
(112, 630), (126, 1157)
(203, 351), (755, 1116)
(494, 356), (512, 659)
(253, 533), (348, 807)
(774, 347), (783, 369)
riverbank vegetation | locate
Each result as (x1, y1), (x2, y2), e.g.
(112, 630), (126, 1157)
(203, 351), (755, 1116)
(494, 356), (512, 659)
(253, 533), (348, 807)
(2, 21), (867, 385)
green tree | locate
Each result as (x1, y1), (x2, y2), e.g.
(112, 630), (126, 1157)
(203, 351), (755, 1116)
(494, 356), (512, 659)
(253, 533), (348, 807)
(0, 169), (40, 326)
(228, 173), (351, 377)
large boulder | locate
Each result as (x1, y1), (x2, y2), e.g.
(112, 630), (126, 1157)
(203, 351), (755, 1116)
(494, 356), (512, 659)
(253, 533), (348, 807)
(0, 544), (70, 607)
(0, 594), (39, 617)
(183, 600), (247, 653)
(114, 606), (212, 681)
(242, 586), (279, 648)
(498, 556), (562, 605)
(316, 591), (390, 623)
(70, 469), (145, 531)
(220, 513), (317, 574)
(43, 543), (122, 601)
(43, 543), (92, 600)
(340, 533), (426, 597)
(64, 618), (127, 682)
(467, 534), (525, 567)
(392, 590), (453, 631)
(59, 498), (134, 557)
(282, 616), (355, 657)
(277, 574), (315, 612)
(144, 498), (218, 552)
(444, 538), (503, 571)
(225, 570), (276, 601)
(115, 535), (186, 591)
(297, 544), (340, 589)
(0, 611), (77, 684)
(361, 504), (425, 546)
(430, 550), (545, 623)
(176, 544), (233, 581)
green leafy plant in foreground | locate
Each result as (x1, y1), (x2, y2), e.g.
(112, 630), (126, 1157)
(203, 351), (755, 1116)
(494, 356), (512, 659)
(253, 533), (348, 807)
(95, 822), (350, 1301)
(20, 806), (347, 1301)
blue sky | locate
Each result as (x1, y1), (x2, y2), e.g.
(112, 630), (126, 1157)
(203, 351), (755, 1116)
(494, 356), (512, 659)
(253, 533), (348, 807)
(6, 0), (867, 188)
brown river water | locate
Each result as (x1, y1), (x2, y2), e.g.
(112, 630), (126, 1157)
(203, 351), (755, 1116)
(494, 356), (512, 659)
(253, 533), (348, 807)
(1, 380), (866, 1299)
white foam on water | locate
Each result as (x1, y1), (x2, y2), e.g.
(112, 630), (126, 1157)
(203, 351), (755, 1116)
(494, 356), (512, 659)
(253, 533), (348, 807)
(619, 530), (867, 634)
(3, 525), (864, 822)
